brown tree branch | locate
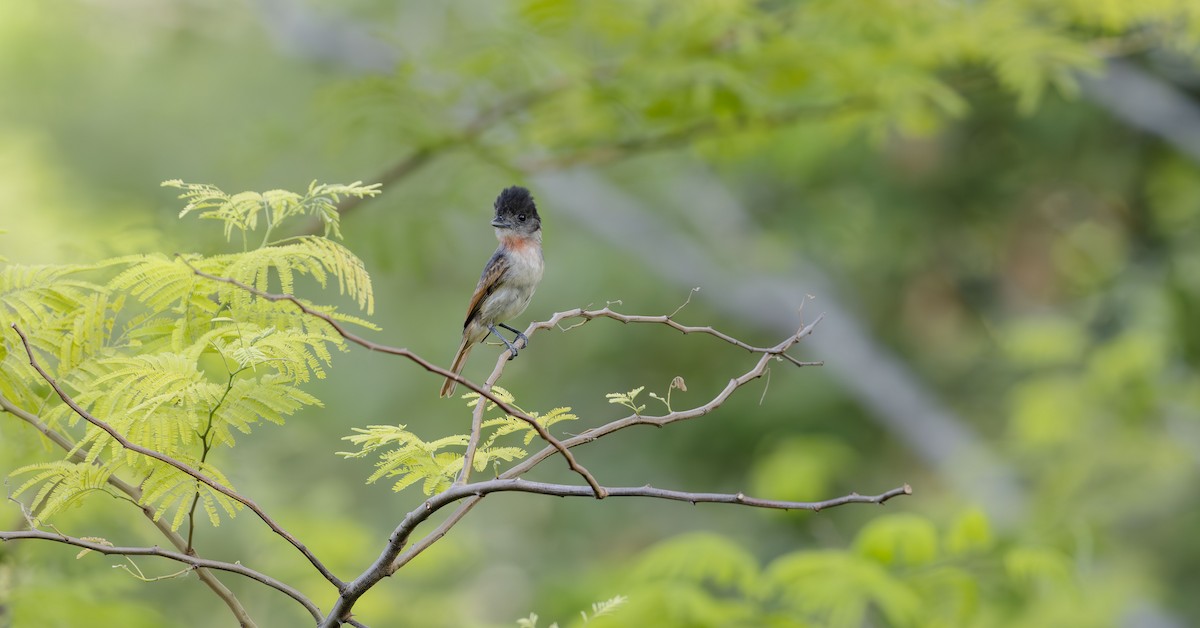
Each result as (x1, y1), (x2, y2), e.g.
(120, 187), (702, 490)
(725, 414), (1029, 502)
(182, 247), (903, 628)
(454, 307), (820, 484)
(510, 314), (823, 477)
(452, 357), (505, 486)
(322, 477), (910, 627)
(0, 529), (321, 622)
(183, 261), (606, 499)
(535, 306), (823, 367)
(7, 323), (345, 590)
(394, 313), (823, 573)
(0, 394), (265, 627)
(324, 313), (838, 625)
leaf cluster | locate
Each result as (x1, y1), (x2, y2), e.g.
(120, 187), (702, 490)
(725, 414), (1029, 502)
(338, 386), (578, 495)
(335, 0), (1200, 169)
(2, 181), (378, 530)
(575, 509), (1107, 628)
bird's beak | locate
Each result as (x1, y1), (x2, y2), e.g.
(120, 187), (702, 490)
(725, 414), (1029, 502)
(491, 217), (510, 228)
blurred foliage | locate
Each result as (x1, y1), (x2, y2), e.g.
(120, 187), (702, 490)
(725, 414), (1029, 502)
(544, 510), (1108, 628)
(2, 0), (1200, 626)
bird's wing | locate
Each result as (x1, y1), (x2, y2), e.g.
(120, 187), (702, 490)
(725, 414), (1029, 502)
(463, 249), (509, 328)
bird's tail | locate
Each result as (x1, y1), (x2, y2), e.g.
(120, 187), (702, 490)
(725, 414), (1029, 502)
(439, 337), (474, 398)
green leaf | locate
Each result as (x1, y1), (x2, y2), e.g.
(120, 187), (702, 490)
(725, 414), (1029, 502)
(1004, 546), (1073, 588)
(945, 508), (993, 556)
(749, 437), (854, 503)
(766, 550), (920, 627)
(632, 532), (759, 593)
(854, 513), (939, 567)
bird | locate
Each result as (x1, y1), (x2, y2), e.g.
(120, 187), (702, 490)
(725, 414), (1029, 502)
(440, 186), (544, 398)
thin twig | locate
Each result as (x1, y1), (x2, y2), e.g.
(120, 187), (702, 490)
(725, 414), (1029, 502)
(0, 530), (321, 622)
(8, 323), (345, 590)
(457, 307), (817, 493)
(187, 371), (239, 553)
(510, 316), (823, 478)
(455, 333), (530, 485)
(183, 261), (606, 499)
(538, 306), (822, 367)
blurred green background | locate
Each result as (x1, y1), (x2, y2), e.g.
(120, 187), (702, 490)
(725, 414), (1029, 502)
(3, 1), (1200, 626)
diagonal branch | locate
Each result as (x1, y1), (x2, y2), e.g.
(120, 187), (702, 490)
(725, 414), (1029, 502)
(7, 323), (345, 590)
(183, 260), (606, 499)
(0, 529), (321, 622)
(510, 315), (823, 478)
(0, 394), (266, 627)
(396, 315), (823, 573)
(322, 476), (909, 627)
(455, 307), (820, 484)
(324, 314), (833, 626)
(453, 363), (498, 487)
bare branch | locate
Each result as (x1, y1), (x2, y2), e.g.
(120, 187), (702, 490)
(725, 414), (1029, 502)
(459, 479), (909, 511)
(393, 315), (822, 568)
(322, 475), (909, 627)
(534, 169), (1026, 521)
(508, 316), (823, 479)
(7, 323), (345, 590)
(326, 314), (830, 626)
(454, 359), (508, 486)
(457, 307), (818, 485)
(0, 529), (321, 622)
(537, 306), (822, 368)
(183, 261), (606, 499)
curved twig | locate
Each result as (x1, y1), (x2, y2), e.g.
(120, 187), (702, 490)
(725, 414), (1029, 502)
(0, 530), (321, 622)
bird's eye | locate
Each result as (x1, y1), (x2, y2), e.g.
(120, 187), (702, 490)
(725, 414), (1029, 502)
(517, 214), (526, 222)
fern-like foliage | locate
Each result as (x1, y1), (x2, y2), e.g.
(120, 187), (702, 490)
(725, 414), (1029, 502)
(0, 263), (124, 400)
(2, 180), (377, 531)
(140, 460), (241, 531)
(9, 460), (120, 526)
(339, 387), (579, 494)
(164, 179), (381, 244)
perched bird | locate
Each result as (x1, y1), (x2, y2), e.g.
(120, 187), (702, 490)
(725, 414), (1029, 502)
(440, 186), (544, 397)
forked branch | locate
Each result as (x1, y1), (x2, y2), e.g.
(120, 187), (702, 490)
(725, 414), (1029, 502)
(0, 529), (321, 622)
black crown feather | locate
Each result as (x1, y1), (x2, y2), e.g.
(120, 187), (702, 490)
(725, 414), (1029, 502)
(494, 185), (538, 219)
